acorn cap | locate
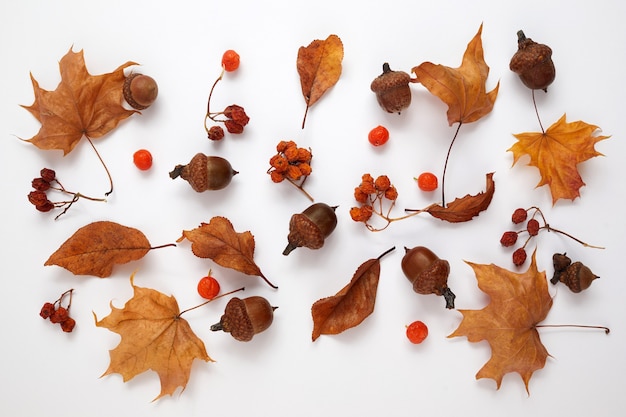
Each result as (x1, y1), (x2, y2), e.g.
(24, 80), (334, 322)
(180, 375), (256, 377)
(370, 63), (412, 113)
(283, 213), (325, 255)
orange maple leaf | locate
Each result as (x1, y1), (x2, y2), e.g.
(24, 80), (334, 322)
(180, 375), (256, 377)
(412, 24), (499, 125)
(510, 114), (609, 204)
(21, 47), (137, 155)
(448, 251), (553, 393)
(95, 274), (213, 401)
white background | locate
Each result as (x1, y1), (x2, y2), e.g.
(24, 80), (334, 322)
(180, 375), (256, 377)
(1, 1), (624, 416)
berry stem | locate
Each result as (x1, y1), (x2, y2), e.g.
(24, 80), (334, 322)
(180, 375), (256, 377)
(441, 122), (463, 207)
(204, 67), (225, 134)
(544, 224), (605, 249)
(54, 288), (74, 309)
(531, 90), (545, 134)
(86, 136), (114, 196)
(535, 324), (610, 334)
(178, 286), (245, 318)
(285, 177), (314, 202)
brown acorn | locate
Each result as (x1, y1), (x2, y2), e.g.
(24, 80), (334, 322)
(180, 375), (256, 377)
(401, 246), (455, 309)
(283, 203), (337, 255)
(123, 73), (158, 109)
(169, 153), (238, 192)
(551, 253), (599, 293)
(370, 63), (412, 113)
(210, 296), (277, 342)
(509, 30), (555, 92)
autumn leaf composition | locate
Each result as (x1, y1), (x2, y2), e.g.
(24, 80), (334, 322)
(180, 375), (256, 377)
(22, 48), (137, 154)
(510, 114), (609, 204)
(297, 34), (343, 128)
(45, 221), (174, 278)
(311, 247), (394, 341)
(448, 251), (553, 392)
(178, 216), (277, 288)
(95, 274), (212, 401)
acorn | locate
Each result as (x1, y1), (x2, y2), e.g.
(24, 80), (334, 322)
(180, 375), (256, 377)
(370, 63), (412, 114)
(509, 30), (555, 92)
(123, 73), (158, 110)
(169, 153), (238, 192)
(401, 246), (455, 309)
(283, 203), (337, 255)
(210, 296), (277, 342)
(550, 253), (599, 293)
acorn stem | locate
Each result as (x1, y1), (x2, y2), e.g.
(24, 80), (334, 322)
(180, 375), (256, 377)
(516, 30), (527, 43)
(442, 287), (456, 309)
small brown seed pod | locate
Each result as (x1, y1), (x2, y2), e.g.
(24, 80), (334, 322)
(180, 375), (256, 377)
(123, 73), (158, 109)
(169, 153), (238, 192)
(509, 30), (555, 92)
(401, 246), (455, 309)
(551, 253), (599, 293)
(370, 63), (412, 114)
(283, 203), (338, 255)
(210, 296), (277, 342)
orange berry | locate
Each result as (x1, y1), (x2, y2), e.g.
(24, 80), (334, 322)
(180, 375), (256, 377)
(384, 185), (398, 201)
(406, 320), (428, 344)
(133, 149), (153, 171)
(416, 172), (438, 191)
(297, 148), (312, 163)
(284, 146), (299, 162)
(354, 187), (369, 203)
(286, 165), (303, 180)
(197, 272), (220, 300)
(269, 170), (285, 183)
(221, 50), (240, 72)
(374, 175), (391, 192)
(368, 125), (390, 146)
(298, 162), (312, 176)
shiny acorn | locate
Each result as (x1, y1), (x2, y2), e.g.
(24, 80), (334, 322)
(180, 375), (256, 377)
(169, 153), (238, 192)
(210, 296), (277, 342)
(283, 203), (338, 255)
(509, 30), (556, 92)
(401, 246), (456, 309)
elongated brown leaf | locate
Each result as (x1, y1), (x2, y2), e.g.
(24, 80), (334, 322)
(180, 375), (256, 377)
(178, 216), (277, 288)
(427, 172), (495, 222)
(297, 34), (343, 128)
(311, 247), (394, 341)
(45, 221), (155, 278)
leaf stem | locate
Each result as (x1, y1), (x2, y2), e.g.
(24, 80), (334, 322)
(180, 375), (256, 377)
(441, 122), (463, 207)
(377, 246), (396, 260)
(86, 136), (114, 196)
(536, 324), (610, 334)
(178, 286), (245, 318)
(149, 243), (177, 250)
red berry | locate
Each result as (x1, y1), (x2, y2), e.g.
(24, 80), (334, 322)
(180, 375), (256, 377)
(406, 320), (428, 344)
(511, 208), (528, 224)
(527, 218), (540, 236)
(221, 50), (240, 72)
(197, 273), (220, 300)
(512, 247), (527, 266)
(416, 172), (438, 192)
(50, 307), (69, 324)
(40, 302), (56, 319)
(60, 317), (76, 333)
(368, 125), (389, 146)
(500, 231), (518, 247)
(133, 149), (153, 171)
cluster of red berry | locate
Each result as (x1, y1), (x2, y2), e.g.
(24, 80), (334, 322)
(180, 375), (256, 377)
(39, 289), (76, 333)
(350, 174), (399, 231)
(268, 140), (312, 183)
(27, 168), (105, 220)
(205, 50), (250, 140)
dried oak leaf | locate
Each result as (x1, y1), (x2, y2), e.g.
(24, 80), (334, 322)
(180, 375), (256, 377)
(426, 172), (495, 222)
(45, 221), (167, 278)
(178, 216), (277, 288)
(21, 47), (137, 155)
(311, 247), (394, 341)
(297, 34), (344, 128)
(510, 114), (609, 204)
(95, 273), (212, 401)
(448, 251), (552, 393)
(412, 24), (499, 126)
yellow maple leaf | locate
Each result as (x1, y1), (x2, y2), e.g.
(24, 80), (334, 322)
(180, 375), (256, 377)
(510, 114), (609, 204)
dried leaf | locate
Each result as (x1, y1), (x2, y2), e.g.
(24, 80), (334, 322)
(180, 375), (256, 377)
(412, 24), (499, 126)
(510, 114), (609, 204)
(21, 47), (137, 155)
(448, 251), (552, 393)
(311, 247), (394, 341)
(95, 273), (212, 401)
(178, 216), (277, 288)
(427, 172), (495, 222)
(45, 221), (162, 278)
(297, 34), (344, 128)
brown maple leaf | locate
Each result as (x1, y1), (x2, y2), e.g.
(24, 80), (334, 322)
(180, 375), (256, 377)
(412, 24), (499, 126)
(297, 34), (344, 128)
(311, 247), (394, 341)
(21, 47), (137, 155)
(45, 221), (174, 278)
(178, 216), (277, 288)
(448, 251), (553, 393)
(95, 274), (213, 401)
(426, 172), (495, 222)
(510, 114), (609, 204)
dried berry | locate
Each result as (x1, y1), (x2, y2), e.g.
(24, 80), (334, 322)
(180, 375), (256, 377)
(169, 153), (238, 192)
(526, 218), (540, 236)
(207, 125), (225, 141)
(511, 208), (528, 224)
(500, 231), (518, 247)
(210, 296), (277, 342)
(50, 306), (70, 324)
(268, 140), (314, 200)
(370, 63), (412, 113)
(509, 30), (555, 92)
(123, 73), (158, 110)
(406, 320), (429, 344)
(60, 317), (76, 333)
(40, 302), (56, 319)
(40, 168), (56, 182)
(512, 247), (527, 266)
(416, 172), (438, 192)
(283, 203), (338, 255)
(401, 246), (455, 309)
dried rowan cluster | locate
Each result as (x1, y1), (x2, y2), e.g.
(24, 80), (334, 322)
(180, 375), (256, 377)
(350, 173), (409, 231)
(268, 140), (313, 200)
(39, 289), (76, 333)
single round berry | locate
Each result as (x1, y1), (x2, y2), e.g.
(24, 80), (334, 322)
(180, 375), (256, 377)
(221, 50), (240, 72)
(527, 218), (540, 236)
(40, 302), (56, 319)
(511, 208), (528, 224)
(368, 125), (390, 146)
(60, 317), (76, 333)
(500, 231), (518, 247)
(50, 306), (69, 324)
(416, 172), (438, 192)
(197, 274), (220, 300)
(133, 149), (153, 171)
(512, 247), (528, 266)
(406, 320), (429, 344)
